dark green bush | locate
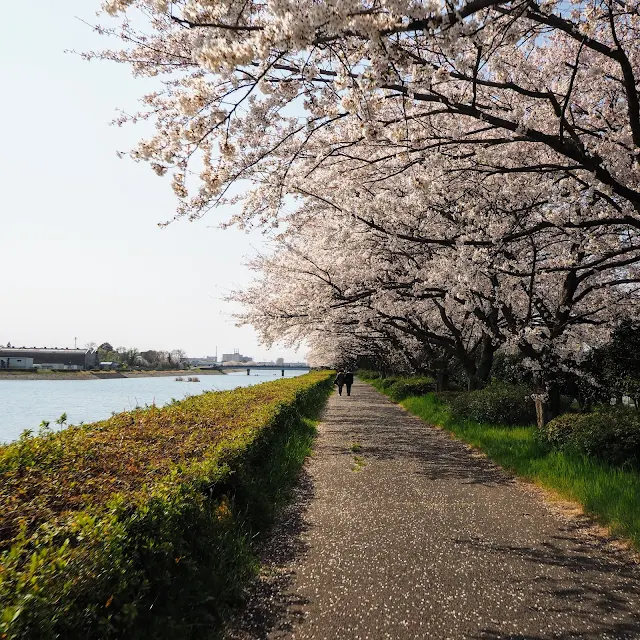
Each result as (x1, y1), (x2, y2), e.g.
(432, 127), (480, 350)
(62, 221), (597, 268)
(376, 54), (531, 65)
(355, 369), (382, 380)
(377, 376), (400, 390)
(432, 391), (465, 404)
(541, 408), (640, 466)
(386, 377), (436, 401)
(449, 382), (537, 426)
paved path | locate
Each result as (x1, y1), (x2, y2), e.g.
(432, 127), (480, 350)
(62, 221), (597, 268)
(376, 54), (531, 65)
(226, 382), (640, 639)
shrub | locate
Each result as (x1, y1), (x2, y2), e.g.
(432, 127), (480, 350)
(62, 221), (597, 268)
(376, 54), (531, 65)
(432, 391), (465, 404)
(386, 377), (436, 401)
(378, 376), (400, 390)
(0, 372), (333, 640)
(541, 408), (640, 467)
(355, 369), (382, 381)
(448, 382), (537, 426)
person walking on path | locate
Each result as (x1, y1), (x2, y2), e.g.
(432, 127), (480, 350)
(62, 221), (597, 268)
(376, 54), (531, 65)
(334, 370), (345, 395)
(344, 371), (354, 396)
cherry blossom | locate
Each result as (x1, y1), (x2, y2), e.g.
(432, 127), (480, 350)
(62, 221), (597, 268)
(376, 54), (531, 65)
(88, 0), (640, 404)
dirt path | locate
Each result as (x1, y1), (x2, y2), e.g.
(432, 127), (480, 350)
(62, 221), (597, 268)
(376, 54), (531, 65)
(226, 381), (640, 639)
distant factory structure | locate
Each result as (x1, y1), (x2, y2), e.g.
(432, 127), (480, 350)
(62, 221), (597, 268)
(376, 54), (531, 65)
(221, 349), (253, 364)
(183, 355), (218, 368)
(183, 348), (307, 368)
(0, 347), (99, 370)
(183, 349), (255, 367)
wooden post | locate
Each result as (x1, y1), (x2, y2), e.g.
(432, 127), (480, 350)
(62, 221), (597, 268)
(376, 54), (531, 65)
(534, 395), (545, 429)
(533, 391), (549, 429)
(247, 368), (250, 376)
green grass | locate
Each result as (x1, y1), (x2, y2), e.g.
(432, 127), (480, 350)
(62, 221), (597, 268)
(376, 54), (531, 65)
(352, 454), (366, 472)
(398, 392), (640, 549)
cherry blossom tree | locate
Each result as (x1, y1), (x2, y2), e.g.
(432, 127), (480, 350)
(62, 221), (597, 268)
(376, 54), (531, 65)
(91, 0), (640, 231)
(232, 158), (640, 402)
(89, 0), (640, 415)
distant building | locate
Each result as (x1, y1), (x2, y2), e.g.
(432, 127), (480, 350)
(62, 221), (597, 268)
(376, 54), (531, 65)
(184, 356), (218, 367)
(0, 356), (34, 370)
(0, 348), (98, 370)
(99, 361), (119, 370)
(221, 349), (253, 363)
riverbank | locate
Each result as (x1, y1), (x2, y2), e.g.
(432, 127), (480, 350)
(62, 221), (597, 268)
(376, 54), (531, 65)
(0, 371), (334, 639)
(0, 368), (224, 381)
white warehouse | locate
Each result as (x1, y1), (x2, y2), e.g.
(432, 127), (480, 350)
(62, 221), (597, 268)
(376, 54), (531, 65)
(0, 356), (34, 370)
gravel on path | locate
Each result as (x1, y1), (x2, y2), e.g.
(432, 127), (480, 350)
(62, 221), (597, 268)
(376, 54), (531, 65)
(225, 381), (640, 640)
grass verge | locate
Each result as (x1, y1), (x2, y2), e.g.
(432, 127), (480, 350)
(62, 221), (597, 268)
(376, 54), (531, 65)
(0, 371), (333, 640)
(366, 380), (640, 551)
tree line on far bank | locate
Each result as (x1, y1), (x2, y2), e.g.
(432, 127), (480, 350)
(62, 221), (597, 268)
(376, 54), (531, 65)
(89, 342), (187, 370)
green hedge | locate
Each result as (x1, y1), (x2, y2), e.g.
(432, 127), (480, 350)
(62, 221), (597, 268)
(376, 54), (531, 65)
(378, 377), (400, 390)
(0, 372), (333, 639)
(386, 377), (436, 402)
(357, 372), (435, 401)
(541, 408), (640, 467)
(447, 382), (537, 426)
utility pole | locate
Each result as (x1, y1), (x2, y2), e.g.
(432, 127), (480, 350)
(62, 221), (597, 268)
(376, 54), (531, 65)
(74, 337), (77, 349)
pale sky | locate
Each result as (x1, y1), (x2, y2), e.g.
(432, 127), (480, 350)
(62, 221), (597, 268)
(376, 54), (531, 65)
(0, 1), (303, 362)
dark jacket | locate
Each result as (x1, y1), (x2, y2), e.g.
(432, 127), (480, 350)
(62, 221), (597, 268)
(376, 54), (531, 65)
(334, 372), (345, 386)
(344, 372), (354, 385)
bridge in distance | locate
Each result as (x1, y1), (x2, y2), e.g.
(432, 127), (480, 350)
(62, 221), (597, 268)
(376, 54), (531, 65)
(197, 364), (311, 373)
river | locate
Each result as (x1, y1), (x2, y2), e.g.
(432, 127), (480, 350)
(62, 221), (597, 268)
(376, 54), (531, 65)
(0, 369), (309, 444)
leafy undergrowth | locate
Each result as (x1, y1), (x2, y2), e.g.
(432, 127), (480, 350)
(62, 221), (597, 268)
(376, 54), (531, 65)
(357, 371), (435, 401)
(373, 385), (640, 551)
(0, 371), (333, 639)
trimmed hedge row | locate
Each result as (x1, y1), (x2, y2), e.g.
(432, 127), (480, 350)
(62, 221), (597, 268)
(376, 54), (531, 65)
(541, 408), (640, 467)
(0, 371), (334, 639)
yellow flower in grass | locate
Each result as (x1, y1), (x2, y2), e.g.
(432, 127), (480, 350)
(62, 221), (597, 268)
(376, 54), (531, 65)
(215, 496), (232, 522)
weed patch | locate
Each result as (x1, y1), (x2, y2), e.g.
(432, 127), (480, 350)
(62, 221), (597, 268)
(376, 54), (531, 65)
(352, 454), (366, 472)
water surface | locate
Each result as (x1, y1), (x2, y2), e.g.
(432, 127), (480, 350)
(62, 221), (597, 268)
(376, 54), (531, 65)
(0, 370), (308, 444)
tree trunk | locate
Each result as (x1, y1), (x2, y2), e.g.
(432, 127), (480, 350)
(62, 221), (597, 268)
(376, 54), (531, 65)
(534, 395), (545, 429)
(547, 383), (562, 419)
(533, 376), (562, 427)
(475, 335), (496, 386)
(467, 374), (481, 391)
(436, 369), (449, 392)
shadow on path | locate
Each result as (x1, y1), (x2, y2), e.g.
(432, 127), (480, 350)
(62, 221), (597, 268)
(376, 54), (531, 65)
(225, 382), (640, 640)
(224, 468), (315, 639)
